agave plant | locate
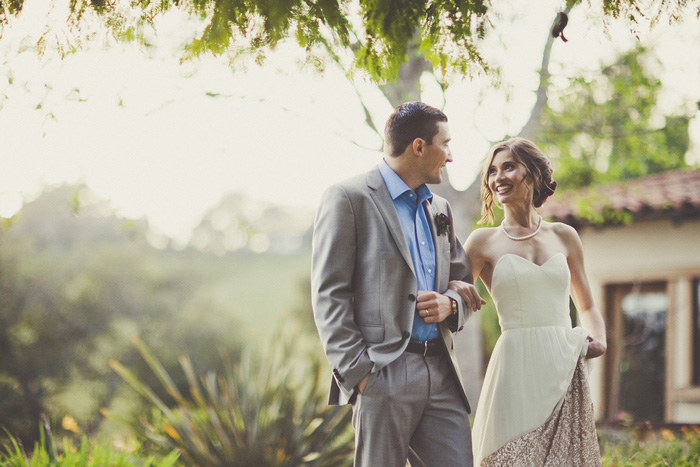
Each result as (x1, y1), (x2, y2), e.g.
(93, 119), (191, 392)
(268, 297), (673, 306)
(104, 329), (353, 466)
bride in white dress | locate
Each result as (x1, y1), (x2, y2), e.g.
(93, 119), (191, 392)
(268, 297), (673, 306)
(450, 138), (607, 466)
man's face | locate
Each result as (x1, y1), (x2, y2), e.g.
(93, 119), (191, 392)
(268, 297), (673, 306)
(418, 121), (453, 185)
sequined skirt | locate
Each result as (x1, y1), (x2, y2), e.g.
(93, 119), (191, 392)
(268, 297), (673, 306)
(480, 357), (600, 466)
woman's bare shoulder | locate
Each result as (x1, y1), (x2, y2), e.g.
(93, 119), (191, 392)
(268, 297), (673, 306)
(464, 226), (500, 249)
(547, 220), (579, 239)
(545, 220), (583, 253)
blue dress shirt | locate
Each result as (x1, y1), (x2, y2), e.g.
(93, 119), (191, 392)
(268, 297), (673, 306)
(378, 159), (439, 341)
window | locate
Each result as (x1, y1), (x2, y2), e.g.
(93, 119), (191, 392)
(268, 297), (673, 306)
(605, 282), (667, 422)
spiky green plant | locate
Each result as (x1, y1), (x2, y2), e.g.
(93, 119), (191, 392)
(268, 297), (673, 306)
(104, 330), (353, 466)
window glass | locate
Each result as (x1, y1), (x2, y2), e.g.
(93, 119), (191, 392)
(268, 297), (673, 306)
(618, 288), (667, 421)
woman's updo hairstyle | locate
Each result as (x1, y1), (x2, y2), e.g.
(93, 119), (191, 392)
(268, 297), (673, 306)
(479, 137), (557, 225)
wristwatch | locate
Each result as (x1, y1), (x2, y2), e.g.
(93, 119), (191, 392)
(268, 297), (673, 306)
(450, 297), (458, 315)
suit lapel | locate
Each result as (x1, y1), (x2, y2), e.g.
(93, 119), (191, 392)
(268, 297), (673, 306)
(425, 199), (448, 292)
(366, 168), (416, 276)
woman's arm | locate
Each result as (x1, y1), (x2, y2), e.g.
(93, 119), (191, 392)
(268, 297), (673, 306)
(560, 223), (607, 359)
(448, 229), (489, 311)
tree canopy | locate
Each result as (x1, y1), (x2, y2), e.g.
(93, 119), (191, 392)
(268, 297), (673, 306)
(2, 0), (698, 81)
(534, 45), (692, 190)
(0, 185), (241, 443)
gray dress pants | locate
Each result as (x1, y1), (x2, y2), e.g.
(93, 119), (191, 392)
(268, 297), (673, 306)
(351, 351), (473, 466)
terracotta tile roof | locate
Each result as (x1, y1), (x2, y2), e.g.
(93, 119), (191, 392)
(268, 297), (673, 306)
(539, 168), (700, 225)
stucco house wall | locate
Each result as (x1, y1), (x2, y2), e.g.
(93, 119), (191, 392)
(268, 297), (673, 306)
(577, 218), (700, 421)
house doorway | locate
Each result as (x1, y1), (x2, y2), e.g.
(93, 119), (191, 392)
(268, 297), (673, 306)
(605, 281), (667, 423)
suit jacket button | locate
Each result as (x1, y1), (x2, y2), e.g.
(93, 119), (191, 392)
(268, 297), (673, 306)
(402, 331), (410, 339)
(408, 294), (416, 302)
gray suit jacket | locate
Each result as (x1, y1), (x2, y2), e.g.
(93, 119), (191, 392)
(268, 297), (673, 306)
(311, 166), (473, 411)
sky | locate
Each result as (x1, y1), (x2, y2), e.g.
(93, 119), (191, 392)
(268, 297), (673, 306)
(1, 0), (700, 243)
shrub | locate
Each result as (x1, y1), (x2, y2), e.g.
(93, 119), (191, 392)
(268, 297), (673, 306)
(600, 424), (700, 466)
(104, 331), (353, 466)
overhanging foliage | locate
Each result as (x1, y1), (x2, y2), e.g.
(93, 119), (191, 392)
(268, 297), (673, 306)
(2, 0), (699, 81)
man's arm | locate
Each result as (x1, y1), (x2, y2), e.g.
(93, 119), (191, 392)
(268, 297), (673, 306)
(311, 185), (374, 395)
(417, 199), (483, 332)
(444, 201), (480, 332)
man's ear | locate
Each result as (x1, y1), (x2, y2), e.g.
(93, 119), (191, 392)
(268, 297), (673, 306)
(412, 138), (425, 156)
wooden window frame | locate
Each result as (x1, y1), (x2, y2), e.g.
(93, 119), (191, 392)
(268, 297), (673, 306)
(602, 281), (668, 423)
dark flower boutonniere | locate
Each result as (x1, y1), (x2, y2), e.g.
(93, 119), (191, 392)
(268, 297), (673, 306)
(435, 213), (452, 236)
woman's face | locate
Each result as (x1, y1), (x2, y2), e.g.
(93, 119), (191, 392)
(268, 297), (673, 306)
(487, 149), (533, 205)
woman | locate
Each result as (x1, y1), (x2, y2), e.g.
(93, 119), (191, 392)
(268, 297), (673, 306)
(450, 137), (606, 466)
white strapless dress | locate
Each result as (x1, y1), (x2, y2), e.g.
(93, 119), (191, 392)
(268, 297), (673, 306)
(472, 253), (601, 466)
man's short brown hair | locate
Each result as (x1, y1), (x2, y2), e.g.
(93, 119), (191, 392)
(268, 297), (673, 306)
(384, 102), (448, 157)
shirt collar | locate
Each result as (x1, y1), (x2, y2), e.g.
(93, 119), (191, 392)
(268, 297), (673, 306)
(379, 159), (433, 203)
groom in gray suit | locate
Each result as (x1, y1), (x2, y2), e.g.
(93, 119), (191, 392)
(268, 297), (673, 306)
(311, 102), (483, 466)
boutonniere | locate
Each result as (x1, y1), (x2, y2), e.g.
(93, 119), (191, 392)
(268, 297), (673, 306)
(434, 213), (452, 236)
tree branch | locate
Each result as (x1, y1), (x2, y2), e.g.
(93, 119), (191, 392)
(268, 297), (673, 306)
(518, 5), (572, 139)
(316, 35), (384, 146)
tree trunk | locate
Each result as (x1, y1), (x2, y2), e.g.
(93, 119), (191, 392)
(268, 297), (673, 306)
(379, 35), (432, 108)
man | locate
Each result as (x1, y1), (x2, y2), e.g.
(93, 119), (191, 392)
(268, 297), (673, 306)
(311, 102), (484, 466)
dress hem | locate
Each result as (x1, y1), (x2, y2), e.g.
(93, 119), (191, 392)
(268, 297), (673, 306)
(480, 356), (601, 467)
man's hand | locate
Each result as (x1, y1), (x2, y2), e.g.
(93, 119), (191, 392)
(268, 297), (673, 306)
(416, 291), (453, 323)
(585, 336), (606, 359)
(448, 280), (487, 312)
(357, 372), (371, 393)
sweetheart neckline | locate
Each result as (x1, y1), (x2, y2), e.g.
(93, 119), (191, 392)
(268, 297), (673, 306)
(492, 252), (566, 278)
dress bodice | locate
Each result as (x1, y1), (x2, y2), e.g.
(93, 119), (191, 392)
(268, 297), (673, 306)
(491, 253), (572, 331)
